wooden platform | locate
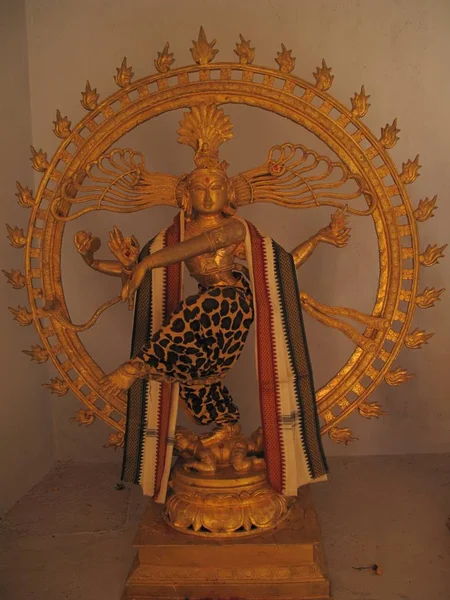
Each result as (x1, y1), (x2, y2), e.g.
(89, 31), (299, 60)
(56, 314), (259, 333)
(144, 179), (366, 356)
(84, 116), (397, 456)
(122, 485), (330, 600)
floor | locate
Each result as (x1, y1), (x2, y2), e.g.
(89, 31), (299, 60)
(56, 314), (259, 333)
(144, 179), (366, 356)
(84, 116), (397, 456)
(0, 455), (448, 600)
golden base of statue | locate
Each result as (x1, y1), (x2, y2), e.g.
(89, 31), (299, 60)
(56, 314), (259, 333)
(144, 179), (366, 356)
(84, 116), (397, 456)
(165, 462), (291, 537)
(164, 424), (290, 537)
(122, 484), (330, 600)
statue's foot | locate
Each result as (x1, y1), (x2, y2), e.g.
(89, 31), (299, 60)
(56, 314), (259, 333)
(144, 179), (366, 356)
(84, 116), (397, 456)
(100, 365), (136, 395)
(231, 456), (253, 473)
(199, 422), (241, 446)
(183, 459), (216, 474)
(252, 456), (266, 470)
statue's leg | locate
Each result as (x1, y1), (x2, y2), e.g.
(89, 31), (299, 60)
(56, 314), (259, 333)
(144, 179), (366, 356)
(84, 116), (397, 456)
(180, 382), (240, 426)
(104, 278), (254, 400)
(230, 441), (253, 472)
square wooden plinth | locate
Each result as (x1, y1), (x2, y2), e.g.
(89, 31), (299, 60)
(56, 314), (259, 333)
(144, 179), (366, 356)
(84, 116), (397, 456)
(122, 486), (330, 600)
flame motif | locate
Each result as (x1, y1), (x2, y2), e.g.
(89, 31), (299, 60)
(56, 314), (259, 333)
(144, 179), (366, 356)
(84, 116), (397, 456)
(405, 328), (434, 349)
(30, 146), (49, 171)
(42, 377), (69, 396)
(81, 80), (99, 111)
(104, 431), (124, 449)
(71, 409), (95, 426)
(275, 43), (296, 73)
(15, 181), (34, 208)
(190, 26), (218, 65)
(114, 57), (133, 88)
(313, 59), (334, 91)
(419, 243), (447, 267)
(154, 42), (175, 73)
(380, 118), (400, 149)
(22, 344), (49, 363)
(9, 305), (33, 326)
(385, 368), (414, 386)
(328, 426), (358, 445)
(414, 196), (438, 221)
(416, 287), (444, 308)
(350, 85), (370, 118)
(6, 224), (26, 248)
(53, 109), (72, 139)
(2, 268), (25, 289)
(358, 402), (387, 419)
(400, 155), (421, 184)
(234, 34), (255, 64)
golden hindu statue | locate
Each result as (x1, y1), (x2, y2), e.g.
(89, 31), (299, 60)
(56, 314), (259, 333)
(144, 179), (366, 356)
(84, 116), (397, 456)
(72, 104), (351, 528)
(6, 27), (444, 598)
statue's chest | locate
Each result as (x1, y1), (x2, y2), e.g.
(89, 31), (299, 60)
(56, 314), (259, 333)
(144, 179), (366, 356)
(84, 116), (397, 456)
(185, 244), (236, 275)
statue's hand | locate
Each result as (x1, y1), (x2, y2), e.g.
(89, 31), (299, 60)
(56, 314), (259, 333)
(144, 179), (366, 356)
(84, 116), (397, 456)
(318, 208), (350, 248)
(74, 231), (101, 264)
(121, 261), (149, 302)
(108, 226), (140, 268)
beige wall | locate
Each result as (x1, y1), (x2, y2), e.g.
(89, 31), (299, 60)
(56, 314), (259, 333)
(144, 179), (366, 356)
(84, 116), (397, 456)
(3, 0), (447, 486)
(0, 0), (53, 514)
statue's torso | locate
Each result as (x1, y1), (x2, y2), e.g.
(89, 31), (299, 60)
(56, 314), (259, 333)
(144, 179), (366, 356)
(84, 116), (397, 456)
(184, 217), (246, 288)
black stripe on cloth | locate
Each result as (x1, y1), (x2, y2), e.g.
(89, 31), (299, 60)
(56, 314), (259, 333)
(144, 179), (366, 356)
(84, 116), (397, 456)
(273, 241), (328, 479)
(121, 238), (155, 484)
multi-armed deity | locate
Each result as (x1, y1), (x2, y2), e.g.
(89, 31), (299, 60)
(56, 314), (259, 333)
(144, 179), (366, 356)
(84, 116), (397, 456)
(6, 28), (444, 598)
(73, 103), (350, 530)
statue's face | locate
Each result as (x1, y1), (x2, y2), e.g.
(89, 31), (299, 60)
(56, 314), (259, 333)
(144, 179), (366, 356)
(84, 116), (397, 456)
(188, 170), (229, 215)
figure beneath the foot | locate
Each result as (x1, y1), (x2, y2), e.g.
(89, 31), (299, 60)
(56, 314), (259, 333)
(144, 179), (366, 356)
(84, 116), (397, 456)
(174, 424), (265, 474)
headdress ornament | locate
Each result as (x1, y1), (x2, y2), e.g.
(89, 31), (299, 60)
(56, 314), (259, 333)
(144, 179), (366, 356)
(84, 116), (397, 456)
(177, 103), (233, 170)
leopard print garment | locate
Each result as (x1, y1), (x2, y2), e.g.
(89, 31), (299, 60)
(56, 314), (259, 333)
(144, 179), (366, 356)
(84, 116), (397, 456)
(136, 270), (254, 426)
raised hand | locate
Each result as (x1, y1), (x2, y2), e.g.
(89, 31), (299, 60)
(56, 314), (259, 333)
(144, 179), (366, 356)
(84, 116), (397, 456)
(108, 226), (140, 268)
(318, 208), (351, 248)
(74, 231), (101, 265)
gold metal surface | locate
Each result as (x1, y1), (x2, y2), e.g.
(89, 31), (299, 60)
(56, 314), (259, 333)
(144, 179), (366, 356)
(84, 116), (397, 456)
(162, 424), (289, 537)
(80, 81), (99, 111)
(15, 182), (35, 208)
(166, 463), (289, 538)
(275, 43), (296, 73)
(71, 408), (95, 426)
(5, 26), (445, 445)
(53, 110), (72, 139)
(350, 85), (370, 118)
(154, 42), (174, 73)
(22, 344), (49, 363)
(313, 59), (334, 91)
(122, 486), (330, 600)
(114, 57), (134, 88)
(234, 34), (255, 64)
(2, 268), (26, 289)
(6, 224), (26, 248)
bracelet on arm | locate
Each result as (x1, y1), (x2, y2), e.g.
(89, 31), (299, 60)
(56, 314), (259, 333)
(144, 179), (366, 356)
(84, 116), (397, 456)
(121, 263), (135, 276)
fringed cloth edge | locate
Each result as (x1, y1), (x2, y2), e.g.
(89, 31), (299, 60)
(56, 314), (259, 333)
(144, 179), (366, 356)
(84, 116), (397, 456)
(121, 215), (183, 501)
(243, 220), (327, 495)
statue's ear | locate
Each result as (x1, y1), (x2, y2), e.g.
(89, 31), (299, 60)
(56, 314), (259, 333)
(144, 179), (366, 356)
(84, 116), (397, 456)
(223, 179), (237, 216)
(175, 174), (192, 218)
(227, 179), (236, 204)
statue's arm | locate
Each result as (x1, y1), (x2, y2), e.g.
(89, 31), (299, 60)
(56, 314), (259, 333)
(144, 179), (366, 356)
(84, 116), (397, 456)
(74, 228), (140, 279)
(291, 233), (322, 269)
(291, 209), (350, 269)
(145, 220), (245, 269)
(125, 219), (246, 299)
